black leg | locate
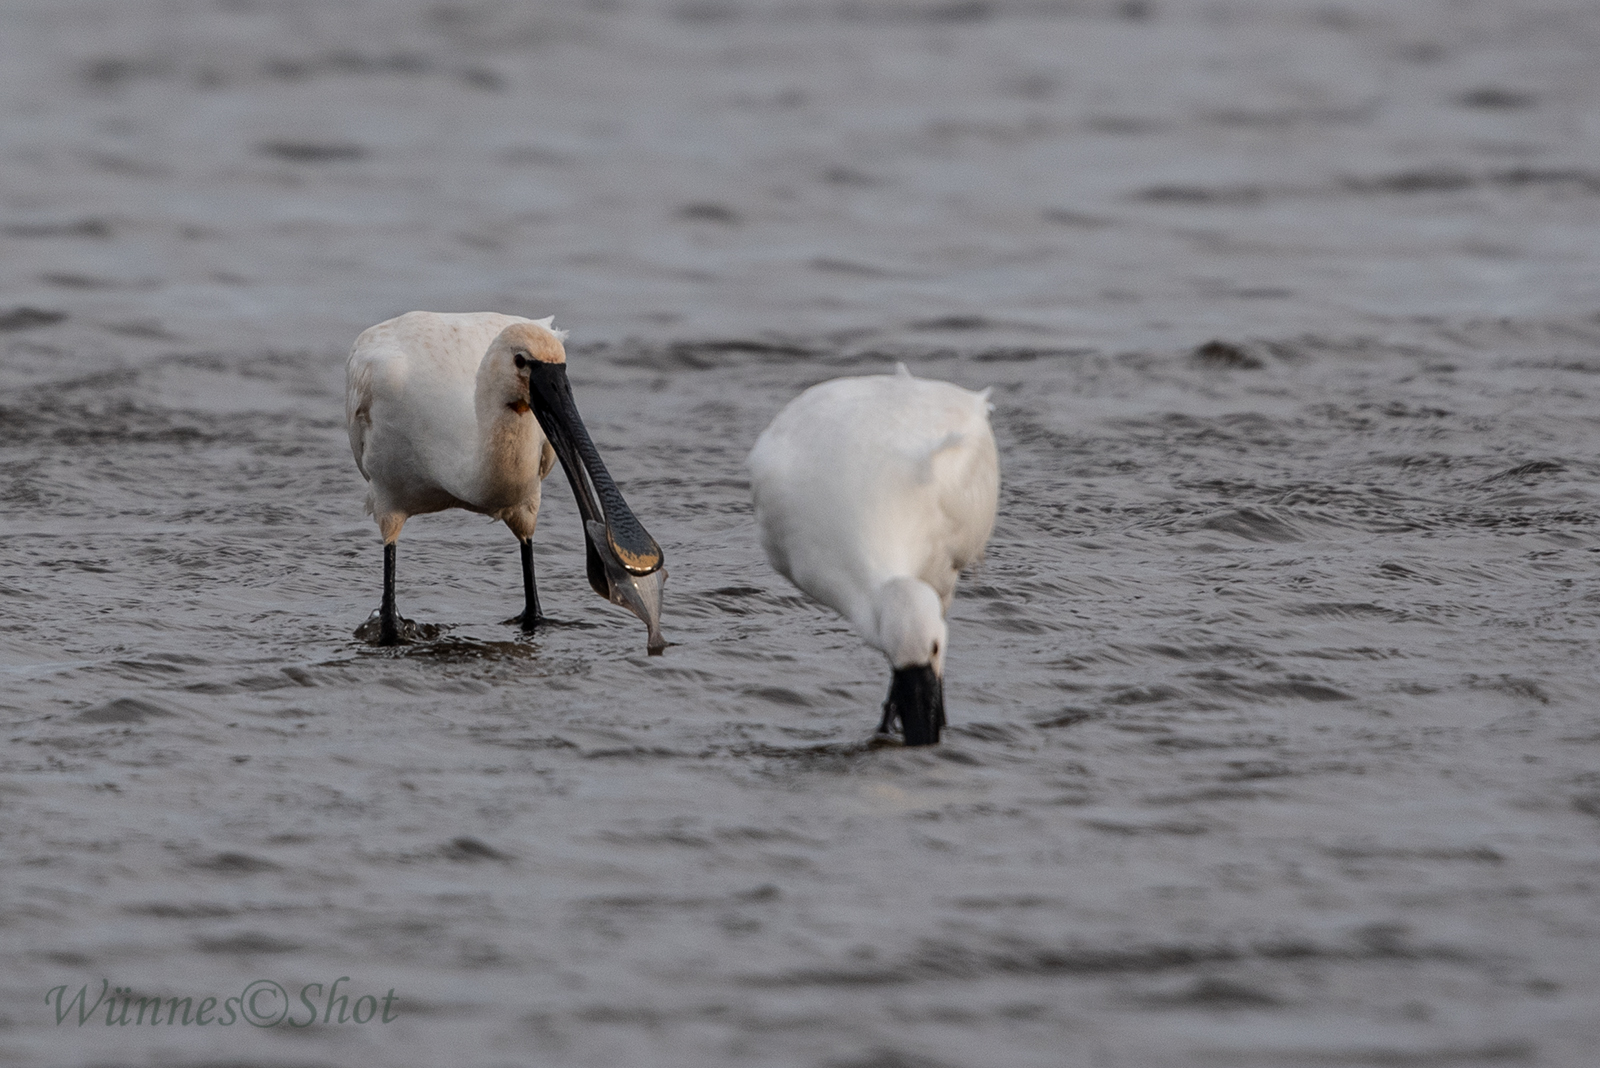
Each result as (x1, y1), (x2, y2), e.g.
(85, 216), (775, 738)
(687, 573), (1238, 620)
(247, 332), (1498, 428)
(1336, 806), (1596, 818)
(379, 541), (401, 645)
(878, 698), (897, 735)
(517, 537), (543, 631)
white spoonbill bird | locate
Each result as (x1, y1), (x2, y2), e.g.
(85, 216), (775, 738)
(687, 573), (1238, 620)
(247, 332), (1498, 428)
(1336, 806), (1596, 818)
(346, 311), (666, 652)
(748, 365), (998, 745)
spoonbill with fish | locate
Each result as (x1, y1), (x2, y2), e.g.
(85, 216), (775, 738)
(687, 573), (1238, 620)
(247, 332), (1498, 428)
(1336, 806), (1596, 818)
(345, 311), (666, 652)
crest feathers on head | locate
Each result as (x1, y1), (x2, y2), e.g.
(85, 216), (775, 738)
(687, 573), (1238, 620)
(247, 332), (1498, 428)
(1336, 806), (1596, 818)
(533, 315), (569, 341)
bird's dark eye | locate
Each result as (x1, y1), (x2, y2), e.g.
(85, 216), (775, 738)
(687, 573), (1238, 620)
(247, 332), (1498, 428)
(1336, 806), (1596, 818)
(513, 353), (528, 368)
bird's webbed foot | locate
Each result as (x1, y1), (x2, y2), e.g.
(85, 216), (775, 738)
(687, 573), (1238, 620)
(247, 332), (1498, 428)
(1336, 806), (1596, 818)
(355, 610), (433, 645)
(504, 609), (547, 633)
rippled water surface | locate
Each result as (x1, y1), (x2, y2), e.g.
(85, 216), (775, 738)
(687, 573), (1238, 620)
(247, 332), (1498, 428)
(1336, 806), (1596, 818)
(4, 2), (1600, 1066)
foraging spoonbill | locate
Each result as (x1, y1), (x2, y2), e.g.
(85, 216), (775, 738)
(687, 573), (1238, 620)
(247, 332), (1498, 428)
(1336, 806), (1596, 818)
(748, 365), (998, 745)
(346, 311), (666, 652)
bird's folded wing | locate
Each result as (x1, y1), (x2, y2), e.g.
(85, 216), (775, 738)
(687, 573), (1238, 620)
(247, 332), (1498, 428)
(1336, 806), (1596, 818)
(345, 353), (377, 480)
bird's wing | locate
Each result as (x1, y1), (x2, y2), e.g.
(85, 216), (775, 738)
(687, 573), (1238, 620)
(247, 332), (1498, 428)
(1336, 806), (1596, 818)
(345, 345), (378, 481)
(911, 431), (967, 482)
(927, 393), (999, 580)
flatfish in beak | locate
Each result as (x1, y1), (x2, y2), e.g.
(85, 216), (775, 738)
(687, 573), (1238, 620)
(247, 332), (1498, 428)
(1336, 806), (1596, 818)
(587, 520), (666, 654)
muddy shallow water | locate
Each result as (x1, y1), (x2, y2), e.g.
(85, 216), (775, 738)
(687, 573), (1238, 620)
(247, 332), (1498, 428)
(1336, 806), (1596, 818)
(3, 2), (1600, 1066)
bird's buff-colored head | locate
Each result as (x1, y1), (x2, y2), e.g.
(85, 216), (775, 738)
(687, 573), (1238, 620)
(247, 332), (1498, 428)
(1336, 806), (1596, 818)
(492, 317), (567, 366)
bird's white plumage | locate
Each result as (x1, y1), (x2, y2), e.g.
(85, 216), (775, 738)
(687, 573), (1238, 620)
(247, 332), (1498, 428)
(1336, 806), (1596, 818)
(748, 366), (998, 673)
(346, 311), (558, 543)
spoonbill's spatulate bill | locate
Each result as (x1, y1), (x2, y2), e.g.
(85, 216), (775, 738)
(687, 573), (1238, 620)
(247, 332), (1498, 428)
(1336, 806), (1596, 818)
(748, 365), (998, 745)
(345, 311), (666, 652)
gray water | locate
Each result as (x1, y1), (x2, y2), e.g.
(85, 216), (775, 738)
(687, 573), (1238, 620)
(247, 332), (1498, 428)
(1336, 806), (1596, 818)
(3, 2), (1600, 1066)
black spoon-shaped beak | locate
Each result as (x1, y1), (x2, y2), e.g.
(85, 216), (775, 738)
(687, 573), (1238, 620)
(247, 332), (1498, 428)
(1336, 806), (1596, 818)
(526, 361), (667, 654)
(881, 663), (945, 746)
